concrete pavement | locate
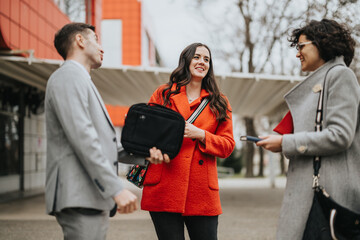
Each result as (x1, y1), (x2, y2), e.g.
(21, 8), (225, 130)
(0, 177), (286, 240)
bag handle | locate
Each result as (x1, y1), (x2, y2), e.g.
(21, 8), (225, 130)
(187, 98), (210, 124)
(148, 102), (172, 110)
(149, 98), (210, 124)
(312, 64), (342, 188)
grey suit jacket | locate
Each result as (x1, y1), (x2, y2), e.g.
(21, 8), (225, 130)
(276, 57), (360, 239)
(45, 60), (123, 215)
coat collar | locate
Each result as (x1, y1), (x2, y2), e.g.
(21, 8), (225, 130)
(66, 60), (90, 78)
(285, 56), (346, 99)
(169, 84), (210, 119)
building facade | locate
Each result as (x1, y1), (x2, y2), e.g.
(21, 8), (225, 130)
(0, 0), (158, 198)
(0, 0), (71, 197)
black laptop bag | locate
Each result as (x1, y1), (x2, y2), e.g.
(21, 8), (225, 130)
(121, 103), (185, 159)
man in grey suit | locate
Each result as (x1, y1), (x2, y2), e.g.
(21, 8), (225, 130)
(45, 23), (138, 240)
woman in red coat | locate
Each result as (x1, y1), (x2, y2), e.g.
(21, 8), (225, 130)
(142, 43), (235, 240)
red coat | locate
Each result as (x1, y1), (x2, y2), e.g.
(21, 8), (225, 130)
(141, 85), (235, 216)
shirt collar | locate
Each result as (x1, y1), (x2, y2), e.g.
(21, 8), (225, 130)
(170, 84), (210, 98)
(175, 84), (210, 99)
(67, 60), (91, 79)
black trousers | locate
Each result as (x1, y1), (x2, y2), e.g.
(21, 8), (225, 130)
(150, 212), (218, 240)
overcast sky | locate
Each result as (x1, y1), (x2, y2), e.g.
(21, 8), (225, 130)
(142, 0), (266, 74)
(143, 0), (215, 70)
(142, 0), (358, 75)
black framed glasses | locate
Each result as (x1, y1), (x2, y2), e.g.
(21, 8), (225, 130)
(296, 41), (313, 51)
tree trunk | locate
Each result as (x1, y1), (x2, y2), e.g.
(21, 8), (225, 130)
(244, 117), (256, 177)
(258, 146), (264, 177)
(279, 153), (286, 175)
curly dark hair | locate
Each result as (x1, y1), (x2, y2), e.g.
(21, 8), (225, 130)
(288, 19), (356, 66)
(161, 43), (230, 121)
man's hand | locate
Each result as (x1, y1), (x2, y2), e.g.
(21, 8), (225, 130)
(256, 135), (283, 152)
(145, 147), (170, 164)
(113, 189), (138, 214)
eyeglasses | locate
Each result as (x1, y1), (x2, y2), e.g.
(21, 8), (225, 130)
(295, 41), (313, 51)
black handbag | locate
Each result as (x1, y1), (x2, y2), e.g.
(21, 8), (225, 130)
(303, 187), (360, 240)
(302, 66), (360, 240)
(125, 98), (209, 188)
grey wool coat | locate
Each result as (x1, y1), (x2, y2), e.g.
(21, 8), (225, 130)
(276, 57), (360, 240)
(45, 60), (123, 215)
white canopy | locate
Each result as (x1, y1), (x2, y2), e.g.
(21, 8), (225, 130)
(0, 56), (303, 118)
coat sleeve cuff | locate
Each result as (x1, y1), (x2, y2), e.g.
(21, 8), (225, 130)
(198, 131), (208, 152)
(282, 134), (296, 158)
(282, 133), (309, 158)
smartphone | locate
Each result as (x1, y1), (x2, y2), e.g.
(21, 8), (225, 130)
(240, 136), (262, 142)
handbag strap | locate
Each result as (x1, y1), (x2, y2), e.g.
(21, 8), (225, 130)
(312, 64), (342, 188)
(186, 98), (210, 124)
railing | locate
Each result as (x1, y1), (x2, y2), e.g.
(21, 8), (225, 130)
(217, 166), (235, 178)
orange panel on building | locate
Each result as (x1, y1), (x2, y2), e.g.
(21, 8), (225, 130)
(105, 104), (129, 127)
(0, 0), (70, 60)
(102, 0), (141, 66)
(89, 0), (103, 36)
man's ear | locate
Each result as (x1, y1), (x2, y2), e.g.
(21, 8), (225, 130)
(75, 33), (86, 49)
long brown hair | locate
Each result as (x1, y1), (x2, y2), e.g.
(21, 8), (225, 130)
(161, 43), (230, 121)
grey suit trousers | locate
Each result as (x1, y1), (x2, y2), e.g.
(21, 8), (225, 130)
(55, 208), (109, 240)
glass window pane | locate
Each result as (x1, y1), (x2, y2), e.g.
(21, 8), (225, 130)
(0, 113), (20, 176)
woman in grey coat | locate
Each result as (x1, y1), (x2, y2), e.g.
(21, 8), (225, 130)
(257, 19), (360, 239)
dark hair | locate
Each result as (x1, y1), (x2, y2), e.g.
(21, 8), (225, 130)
(288, 19), (356, 66)
(161, 43), (230, 121)
(54, 23), (95, 60)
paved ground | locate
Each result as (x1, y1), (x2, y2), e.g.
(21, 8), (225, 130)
(0, 177), (286, 240)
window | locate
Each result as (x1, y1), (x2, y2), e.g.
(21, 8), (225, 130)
(0, 112), (19, 176)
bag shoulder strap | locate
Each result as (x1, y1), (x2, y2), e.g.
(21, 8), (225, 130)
(312, 64), (342, 187)
(186, 98), (210, 124)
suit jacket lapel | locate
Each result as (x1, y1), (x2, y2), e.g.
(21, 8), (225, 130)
(65, 61), (115, 132)
(89, 79), (115, 132)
